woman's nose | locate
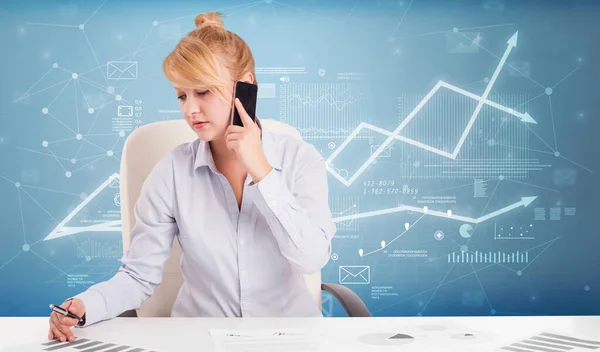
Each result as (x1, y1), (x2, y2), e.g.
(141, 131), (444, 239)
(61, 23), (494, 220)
(183, 102), (201, 117)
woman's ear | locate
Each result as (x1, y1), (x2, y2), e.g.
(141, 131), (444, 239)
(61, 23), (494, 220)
(241, 72), (255, 84)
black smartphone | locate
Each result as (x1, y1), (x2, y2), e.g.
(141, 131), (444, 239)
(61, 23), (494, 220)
(231, 81), (258, 126)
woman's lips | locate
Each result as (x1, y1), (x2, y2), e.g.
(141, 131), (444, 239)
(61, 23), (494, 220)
(193, 121), (208, 129)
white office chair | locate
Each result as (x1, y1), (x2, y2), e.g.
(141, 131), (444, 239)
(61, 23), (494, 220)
(118, 119), (371, 318)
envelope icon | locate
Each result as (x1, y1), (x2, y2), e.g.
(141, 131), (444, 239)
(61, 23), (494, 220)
(370, 145), (391, 157)
(339, 265), (370, 285)
(107, 61), (138, 80)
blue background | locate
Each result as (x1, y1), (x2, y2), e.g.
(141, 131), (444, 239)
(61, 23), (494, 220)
(0, 0), (598, 317)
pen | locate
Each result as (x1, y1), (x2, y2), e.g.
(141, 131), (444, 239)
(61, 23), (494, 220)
(49, 304), (84, 325)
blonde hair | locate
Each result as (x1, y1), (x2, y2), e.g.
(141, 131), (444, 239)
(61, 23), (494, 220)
(162, 12), (257, 103)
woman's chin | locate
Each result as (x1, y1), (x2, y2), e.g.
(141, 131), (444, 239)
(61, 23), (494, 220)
(195, 131), (213, 141)
(190, 124), (211, 139)
(194, 129), (222, 143)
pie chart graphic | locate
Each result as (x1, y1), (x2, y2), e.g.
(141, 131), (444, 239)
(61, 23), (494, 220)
(459, 223), (474, 238)
(358, 333), (416, 346)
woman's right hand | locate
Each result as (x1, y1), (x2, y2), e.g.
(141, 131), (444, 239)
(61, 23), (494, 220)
(48, 298), (86, 342)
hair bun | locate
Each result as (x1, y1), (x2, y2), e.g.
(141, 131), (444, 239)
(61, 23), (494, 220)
(195, 12), (224, 30)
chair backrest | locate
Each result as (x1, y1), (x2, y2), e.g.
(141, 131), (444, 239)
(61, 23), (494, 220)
(119, 119), (322, 317)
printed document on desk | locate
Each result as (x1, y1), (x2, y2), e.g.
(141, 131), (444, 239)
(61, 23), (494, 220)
(0, 337), (158, 352)
(496, 330), (600, 351)
(209, 329), (337, 352)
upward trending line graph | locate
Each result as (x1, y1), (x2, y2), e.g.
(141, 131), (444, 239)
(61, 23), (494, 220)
(326, 31), (536, 187)
(332, 196), (537, 224)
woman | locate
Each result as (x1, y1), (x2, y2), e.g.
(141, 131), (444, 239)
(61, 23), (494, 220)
(48, 11), (336, 342)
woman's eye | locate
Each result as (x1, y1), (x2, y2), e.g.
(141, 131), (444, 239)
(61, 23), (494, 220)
(177, 91), (207, 100)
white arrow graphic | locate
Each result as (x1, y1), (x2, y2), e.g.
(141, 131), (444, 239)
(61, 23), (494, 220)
(44, 173), (122, 241)
(326, 31), (534, 187)
(437, 80), (536, 124)
(333, 196), (537, 224)
(452, 31), (519, 157)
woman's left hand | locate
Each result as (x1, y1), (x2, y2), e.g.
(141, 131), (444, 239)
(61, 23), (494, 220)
(225, 98), (273, 182)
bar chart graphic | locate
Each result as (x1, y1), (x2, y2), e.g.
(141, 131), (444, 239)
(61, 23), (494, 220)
(76, 238), (122, 260)
(448, 250), (529, 264)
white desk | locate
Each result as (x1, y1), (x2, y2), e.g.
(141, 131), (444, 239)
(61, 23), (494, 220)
(1, 316), (599, 351)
